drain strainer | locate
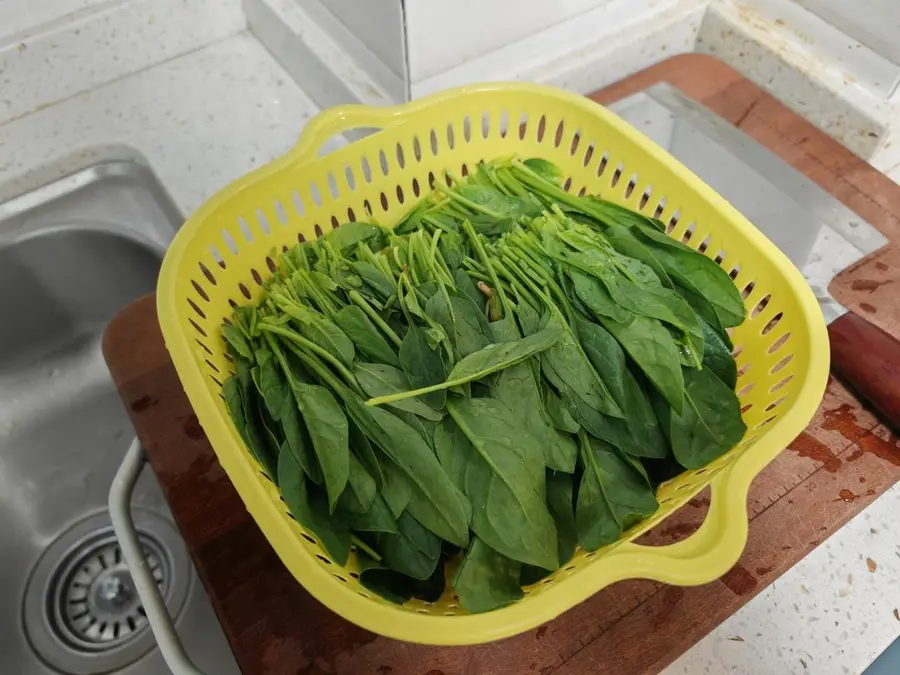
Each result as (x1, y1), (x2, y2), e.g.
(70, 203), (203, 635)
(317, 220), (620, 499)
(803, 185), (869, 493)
(53, 531), (166, 650)
(23, 510), (191, 674)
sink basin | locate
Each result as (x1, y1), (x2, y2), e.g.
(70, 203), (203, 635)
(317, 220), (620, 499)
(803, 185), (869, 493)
(0, 163), (239, 675)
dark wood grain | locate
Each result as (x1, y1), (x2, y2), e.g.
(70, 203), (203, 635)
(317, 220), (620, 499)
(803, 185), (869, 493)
(102, 54), (900, 675)
(829, 311), (900, 431)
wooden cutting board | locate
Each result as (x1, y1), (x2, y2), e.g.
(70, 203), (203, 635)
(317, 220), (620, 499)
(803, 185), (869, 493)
(102, 54), (900, 675)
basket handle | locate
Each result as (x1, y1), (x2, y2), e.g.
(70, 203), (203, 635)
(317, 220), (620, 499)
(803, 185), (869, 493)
(598, 464), (752, 586)
(290, 103), (416, 162)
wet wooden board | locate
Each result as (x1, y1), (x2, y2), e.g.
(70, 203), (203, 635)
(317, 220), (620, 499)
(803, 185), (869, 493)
(103, 54), (900, 675)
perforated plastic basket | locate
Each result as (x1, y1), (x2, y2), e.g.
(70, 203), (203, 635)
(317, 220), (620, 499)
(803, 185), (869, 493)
(157, 83), (829, 645)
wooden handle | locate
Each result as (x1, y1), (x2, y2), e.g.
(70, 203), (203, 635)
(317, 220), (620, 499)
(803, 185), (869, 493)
(828, 312), (900, 429)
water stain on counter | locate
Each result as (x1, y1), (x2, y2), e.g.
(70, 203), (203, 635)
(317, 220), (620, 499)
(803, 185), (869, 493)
(850, 279), (893, 293)
(789, 431), (842, 472)
(658, 522), (701, 541)
(837, 486), (874, 501)
(688, 495), (710, 509)
(838, 489), (858, 502)
(720, 564), (758, 596)
(182, 413), (205, 440)
(131, 394), (158, 412)
(822, 404), (900, 467)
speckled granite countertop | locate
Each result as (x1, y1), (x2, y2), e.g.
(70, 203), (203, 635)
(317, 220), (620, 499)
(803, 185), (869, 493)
(1, 14), (898, 674)
(0, 31), (320, 217)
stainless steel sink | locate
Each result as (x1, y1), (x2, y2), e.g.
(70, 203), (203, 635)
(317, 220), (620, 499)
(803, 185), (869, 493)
(0, 163), (239, 675)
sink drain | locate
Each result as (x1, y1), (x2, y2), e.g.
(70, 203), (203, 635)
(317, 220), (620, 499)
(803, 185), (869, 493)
(23, 510), (191, 674)
(53, 531), (165, 650)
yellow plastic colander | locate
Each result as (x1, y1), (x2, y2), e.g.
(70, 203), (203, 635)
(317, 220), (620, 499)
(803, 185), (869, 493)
(157, 82), (829, 645)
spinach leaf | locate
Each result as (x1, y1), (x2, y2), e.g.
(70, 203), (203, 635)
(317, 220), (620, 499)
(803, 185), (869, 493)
(380, 458), (412, 519)
(523, 157), (564, 185)
(394, 201), (429, 235)
(560, 387), (639, 457)
(448, 397), (558, 570)
(570, 271), (631, 323)
(675, 281), (731, 349)
(292, 382), (350, 513)
(446, 319), (563, 381)
(594, 268), (704, 366)
(632, 225), (745, 328)
(278, 449), (350, 565)
(543, 386), (580, 434)
(347, 495), (397, 534)
(595, 312), (684, 414)
(568, 267), (685, 412)
(283, 305), (356, 368)
(279, 393), (322, 484)
(652, 366), (747, 469)
(364, 406), (470, 547)
(355, 362), (443, 421)
(576, 435), (658, 551)
(253, 406), (282, 481)
(223, 375), (278, 480)
(604, 223), (673, 287)
(454, 268), (485, 309)
(334, 305), (400, 367)
(700, 319), (738, 389)
(395, 411), (439, 450)
(489, 313), (521, 342)
(399, 324), (448, 410)
(252, 347), (289, 421)
(448, 293), (494, 357)
(469, 214), (516, 237)
(547, 470), (578, 567)
(349, 421), (382, 492)
(433, 416), (471, 491)
(338, 453), (376, 513)
(452, 537), (524, 613)
(574, 316), (628, 404)
(455, 184), (543, 220)
(575, 459), (619, 551)
(423, 290), (456, 348)
(439, 230), (466, 270)
(575, 317), (668, 459)
(356, 554), (413, 605)
(541, 329), (623, 418)
(514, 300), (546, 338)
(358, 554), (446, 604)
(348, 261), (395, 301)
(223, 323), (253, 360)
(493, 358), (577, 472)
(379, 511), (442, 580)
(620, 369), (670, 459)
(520, 469), (578, 585)
(366, 319), (564, 407)
(325, 221), (387, 252)
(223, 375), (252, 455)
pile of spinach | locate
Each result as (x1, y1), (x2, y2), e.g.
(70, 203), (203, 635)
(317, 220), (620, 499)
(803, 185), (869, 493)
(219, 156), (747, 614)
